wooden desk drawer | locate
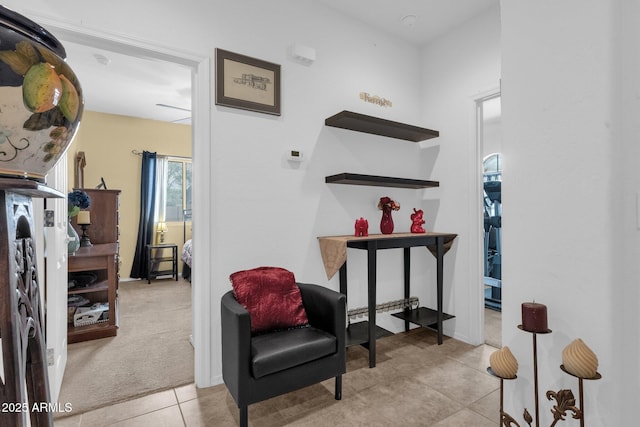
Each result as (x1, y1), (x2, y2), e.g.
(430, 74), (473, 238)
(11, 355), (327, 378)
(68, 255), (111, 271)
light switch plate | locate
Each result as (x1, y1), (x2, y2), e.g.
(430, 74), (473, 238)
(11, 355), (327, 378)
(44, 210), (54, 227)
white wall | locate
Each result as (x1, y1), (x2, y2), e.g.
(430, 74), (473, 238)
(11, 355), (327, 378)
(11, 2), (633, 423)
(420, 5), (502, 345)
(206, 1), (430, 337)
(501, 0), (633, 425)
(482, 98), (502, 158)
(617, 0), (640, 421)
(3, 0), (433, 384)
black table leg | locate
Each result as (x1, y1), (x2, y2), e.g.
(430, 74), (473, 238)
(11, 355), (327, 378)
(367, 240), (377, 368)
(436, 236), (444, 344)
(339, 262), (347, 297)
(403, 247), (411, 332)
(173, 245), (178, 281)
(146, 245), (152, 284)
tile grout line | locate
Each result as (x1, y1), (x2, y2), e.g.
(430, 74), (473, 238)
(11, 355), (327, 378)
(174, 388), (188, 426)
(104, 403), (185, 426)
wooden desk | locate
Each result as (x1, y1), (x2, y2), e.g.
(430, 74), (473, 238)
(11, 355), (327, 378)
(68, 243), (119, 343)
(318, 232), (457, 368)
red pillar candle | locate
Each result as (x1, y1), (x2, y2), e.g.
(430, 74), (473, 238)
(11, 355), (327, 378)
(521, 302), (548, 332)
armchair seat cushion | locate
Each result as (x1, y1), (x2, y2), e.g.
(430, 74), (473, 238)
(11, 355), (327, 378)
(251, 327), (337, 379)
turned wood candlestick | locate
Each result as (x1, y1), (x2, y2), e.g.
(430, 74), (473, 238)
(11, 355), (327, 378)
(520, 301), (550, 426)
(558, 365), (601, 427)
(487, 367), (519, 426)
(518, 324), (551, 427)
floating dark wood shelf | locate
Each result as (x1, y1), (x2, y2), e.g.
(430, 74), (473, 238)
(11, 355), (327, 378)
(391, 307), (455, 331)
(325, 110), (439, 142)
(326, 173), (439, 189)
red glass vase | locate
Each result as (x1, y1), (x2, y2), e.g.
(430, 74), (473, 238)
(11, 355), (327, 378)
(380, 207), (394, 234)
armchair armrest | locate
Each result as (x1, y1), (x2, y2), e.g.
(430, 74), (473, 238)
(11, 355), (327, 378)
(221, 290), (252, 400)
(297, 283), (346, 349)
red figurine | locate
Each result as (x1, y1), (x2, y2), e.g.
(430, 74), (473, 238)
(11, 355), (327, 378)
(354, 217), (369, 237)
(410, 208), (426, 233)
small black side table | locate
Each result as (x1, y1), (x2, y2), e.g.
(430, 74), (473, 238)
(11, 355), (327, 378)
(146, 244), (178, 284)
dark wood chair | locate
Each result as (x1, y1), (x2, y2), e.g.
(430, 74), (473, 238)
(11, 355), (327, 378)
(221, 282), (346, 427)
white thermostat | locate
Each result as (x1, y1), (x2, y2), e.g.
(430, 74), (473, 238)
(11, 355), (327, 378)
(288, 150), (304, 162)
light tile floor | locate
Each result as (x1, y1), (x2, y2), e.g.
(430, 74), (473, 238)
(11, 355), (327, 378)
(54, 329), (501, 426)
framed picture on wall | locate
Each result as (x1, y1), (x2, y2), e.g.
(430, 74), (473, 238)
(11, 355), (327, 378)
(215, 48), (281, 116)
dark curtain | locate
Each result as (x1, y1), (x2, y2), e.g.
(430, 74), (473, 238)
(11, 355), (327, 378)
(130, 151), (157, 279)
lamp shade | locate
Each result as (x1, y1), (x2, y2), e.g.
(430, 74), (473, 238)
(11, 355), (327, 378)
(157, 222), (168, 232)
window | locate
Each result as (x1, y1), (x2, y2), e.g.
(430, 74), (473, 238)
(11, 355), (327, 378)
(158, 157), (192, 222)
(483, 153), (502, 181)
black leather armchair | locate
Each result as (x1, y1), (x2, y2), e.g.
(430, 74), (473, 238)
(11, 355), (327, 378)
(221, 282), (346, 427)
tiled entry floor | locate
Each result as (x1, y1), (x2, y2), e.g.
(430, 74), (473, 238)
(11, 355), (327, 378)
(55, 328), (500, 426)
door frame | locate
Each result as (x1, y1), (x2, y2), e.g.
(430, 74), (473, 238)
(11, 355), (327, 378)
(471, 86), (501, 345)
(32, 17), (214, 387)
(41, 155), (70, 402)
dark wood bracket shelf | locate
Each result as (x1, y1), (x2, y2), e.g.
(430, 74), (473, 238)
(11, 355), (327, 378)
(325, 110), (439, 142)
(326, 172), (439, 189)
(391, 307), (455, 331)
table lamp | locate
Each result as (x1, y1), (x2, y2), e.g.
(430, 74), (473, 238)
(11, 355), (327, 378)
(157, 221), (168, 243)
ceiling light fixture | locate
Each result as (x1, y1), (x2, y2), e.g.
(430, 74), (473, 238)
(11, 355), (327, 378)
(156, 103), (191, 112)
(400, 14), (418, 28)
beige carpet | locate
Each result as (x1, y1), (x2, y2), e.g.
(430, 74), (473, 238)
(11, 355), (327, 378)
(57, 278), (194, 416)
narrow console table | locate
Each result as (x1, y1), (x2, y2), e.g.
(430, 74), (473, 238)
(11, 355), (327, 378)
(318, 232), (457, 368)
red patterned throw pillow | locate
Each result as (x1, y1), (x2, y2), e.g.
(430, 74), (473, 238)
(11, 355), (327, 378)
(230, 267), (309, 334)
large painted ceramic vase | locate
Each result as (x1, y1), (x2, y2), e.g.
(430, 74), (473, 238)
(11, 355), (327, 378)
(0, 5), (82, 182)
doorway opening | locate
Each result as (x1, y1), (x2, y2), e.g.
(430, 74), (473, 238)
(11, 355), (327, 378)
(34, 18), (213, 409)
(483, 152), (502, 310)
(477, 92), (502, 348)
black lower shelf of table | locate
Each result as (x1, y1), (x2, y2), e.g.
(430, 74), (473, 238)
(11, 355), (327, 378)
(150, 269), (176, 277)
(390, 307), (455, 331)
(346, 321), (394, 347)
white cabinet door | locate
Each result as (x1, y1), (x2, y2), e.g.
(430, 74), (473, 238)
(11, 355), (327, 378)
(40, 156), (69, 402)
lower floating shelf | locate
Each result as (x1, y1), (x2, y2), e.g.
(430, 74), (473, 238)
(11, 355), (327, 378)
(346, 321), (394, 347)
(390, 307), (455, 331)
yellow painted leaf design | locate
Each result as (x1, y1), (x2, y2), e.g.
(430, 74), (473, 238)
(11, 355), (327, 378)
(0, 50), (32, 75)
(15, 41), (39, 66)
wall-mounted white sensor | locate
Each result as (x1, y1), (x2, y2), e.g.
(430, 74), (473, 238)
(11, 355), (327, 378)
(288, 150), (304, 162)
(290, 43), (316, 65)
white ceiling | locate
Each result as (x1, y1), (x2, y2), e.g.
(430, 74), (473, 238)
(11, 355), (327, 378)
(62, 40), (193, 125)
(58, 0), (498, 124)
(316, 0), (497, 47)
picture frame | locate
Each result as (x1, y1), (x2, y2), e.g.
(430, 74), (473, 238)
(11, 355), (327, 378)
(215, 48), (281, 116)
